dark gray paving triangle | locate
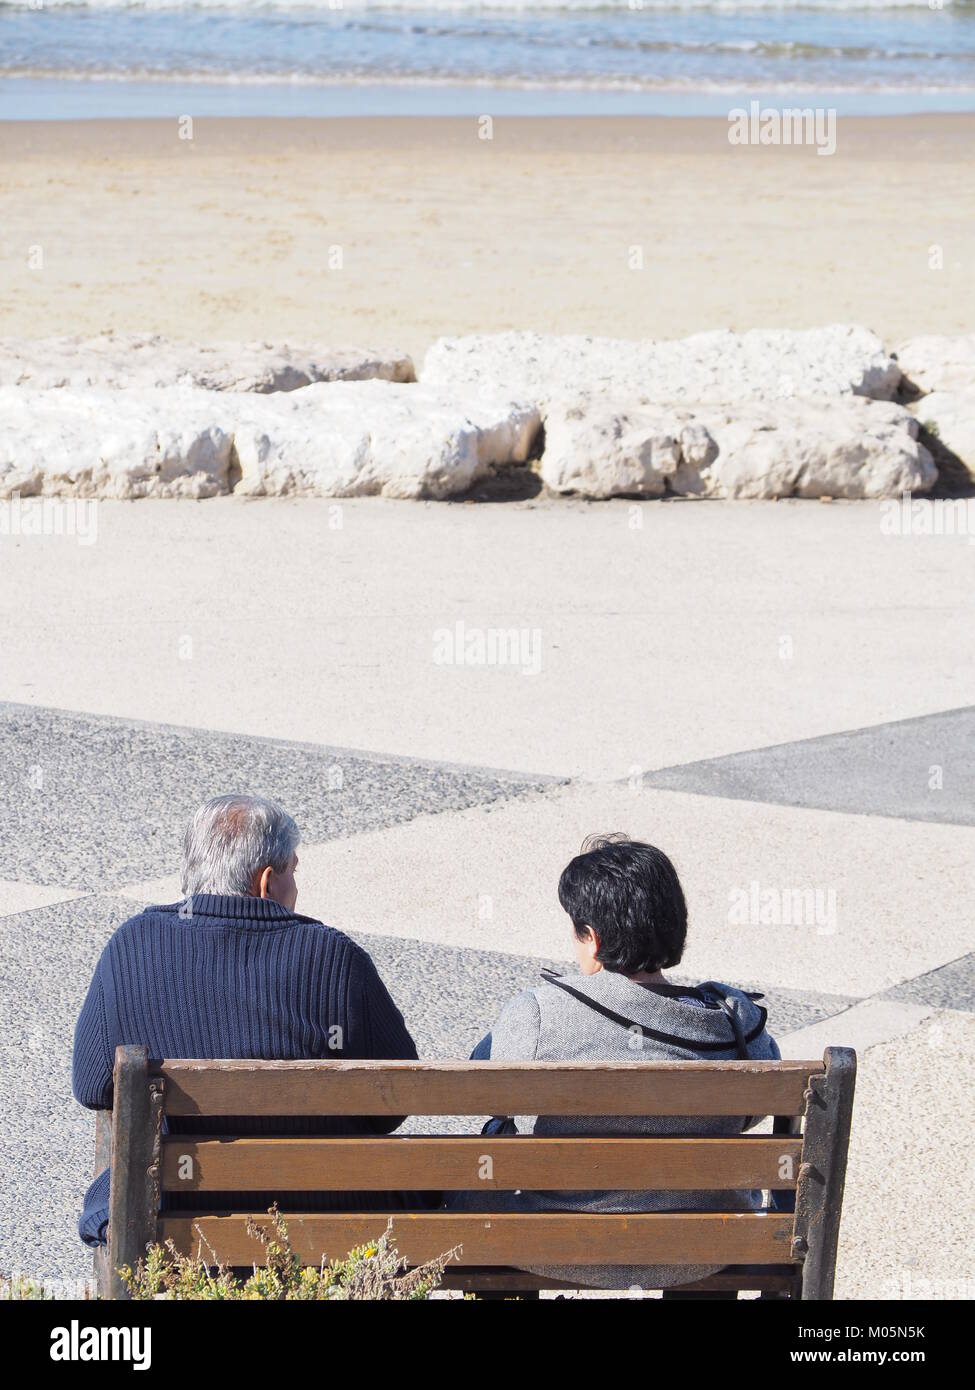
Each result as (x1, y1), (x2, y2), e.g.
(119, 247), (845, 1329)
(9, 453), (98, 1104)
(879, 951), (975, 1011)
(642, 706), (975, 825)
(0, 702), (560, 890)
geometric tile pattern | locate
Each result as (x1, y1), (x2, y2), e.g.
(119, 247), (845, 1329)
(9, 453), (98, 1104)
(0, 701), (558, 890)
(0, 702), (970, 1289)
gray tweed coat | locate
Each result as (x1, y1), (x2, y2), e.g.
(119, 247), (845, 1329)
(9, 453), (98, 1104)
(449, 968), (781, 1290)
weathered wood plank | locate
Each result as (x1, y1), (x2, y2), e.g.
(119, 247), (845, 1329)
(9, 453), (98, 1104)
(440, 1266), (799, 1294)
(161, 1135), (803, 1192)
(107, 1046), (164, 1301)
(156, 1059), (821, 1117)
(159, 1210), (796, 1267)
(795, 1046), (857, 1301)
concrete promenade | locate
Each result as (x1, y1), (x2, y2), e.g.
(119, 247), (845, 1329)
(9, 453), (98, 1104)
(1, 497), (972, 1298)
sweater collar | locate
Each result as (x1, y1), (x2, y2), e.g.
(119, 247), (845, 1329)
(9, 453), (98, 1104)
(158, 893), (298, 924)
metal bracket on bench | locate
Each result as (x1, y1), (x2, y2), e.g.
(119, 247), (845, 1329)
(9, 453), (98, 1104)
(791, 1161), (819, 1261)
(791, 1074), (826, 1261)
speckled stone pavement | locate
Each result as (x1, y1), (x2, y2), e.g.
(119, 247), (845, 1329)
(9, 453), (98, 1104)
(1, 700), (971, 1297)
(0, 499), (972, 1299)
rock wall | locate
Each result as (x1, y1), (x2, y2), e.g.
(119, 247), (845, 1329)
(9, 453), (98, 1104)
(0, 325), (960, 500)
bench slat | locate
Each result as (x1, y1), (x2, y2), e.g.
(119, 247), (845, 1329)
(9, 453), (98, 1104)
(156, 1059), (820, 1117)
(161, 1135), (803, 1192)
(439, 1266), (799, 1294)
(159, 1210), (796, 1266)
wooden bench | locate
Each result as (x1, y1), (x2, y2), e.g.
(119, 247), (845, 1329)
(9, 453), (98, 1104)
(92, 1044), (856, 1300)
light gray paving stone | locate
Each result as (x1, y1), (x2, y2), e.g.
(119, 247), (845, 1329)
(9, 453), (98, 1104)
(778, 998), (937, 1060)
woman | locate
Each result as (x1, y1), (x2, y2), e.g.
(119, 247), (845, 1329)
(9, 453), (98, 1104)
(453, 833), (781, 1292)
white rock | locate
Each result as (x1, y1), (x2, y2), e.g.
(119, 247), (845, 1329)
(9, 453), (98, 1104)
(540, 402), (698, 499)
(228, 384), (539, 499)
(0, 334), (415, 392)
(0, 388), (233, 499)
(687, 400), (934, 500)
(895, 336), (975, 396)
(424, 326), (900, 405)
(0, 384), (540, 501)
(913, 392), (975, 482)
(540, 396), (934, 500)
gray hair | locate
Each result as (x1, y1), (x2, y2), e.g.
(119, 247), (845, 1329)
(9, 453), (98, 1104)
(180, 794), (300, 897)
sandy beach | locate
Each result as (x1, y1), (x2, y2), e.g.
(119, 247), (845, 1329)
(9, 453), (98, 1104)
(3, 114), (974, 356)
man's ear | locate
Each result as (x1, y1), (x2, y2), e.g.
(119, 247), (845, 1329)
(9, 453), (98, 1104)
(255, 865), (273, 899)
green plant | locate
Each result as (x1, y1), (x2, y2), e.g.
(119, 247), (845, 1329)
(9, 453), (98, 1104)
(1, 1274), (53, 1300)
(119, 1206), (458, 1301)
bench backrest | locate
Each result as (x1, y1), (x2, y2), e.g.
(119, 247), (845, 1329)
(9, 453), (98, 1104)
(96, 1047), (856, 1300)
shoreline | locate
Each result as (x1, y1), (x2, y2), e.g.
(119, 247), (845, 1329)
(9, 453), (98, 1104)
(4, 77), (975, 123)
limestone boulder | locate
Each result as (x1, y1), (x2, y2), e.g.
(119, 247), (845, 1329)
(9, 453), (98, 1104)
(539, 396), (934, 500)
(423, 326), (900, 406)
(0, 334), (415, 392)
(227, 383), (539, 499)
(540, 401), (710, 499)
(895, 336), (975, 396)
(913, 393), (975, 482)
(0, 384), (540, 500)
(0, 388), (233, 499)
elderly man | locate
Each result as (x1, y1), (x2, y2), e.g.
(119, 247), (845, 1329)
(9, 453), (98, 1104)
(73, 793), (419, 1248)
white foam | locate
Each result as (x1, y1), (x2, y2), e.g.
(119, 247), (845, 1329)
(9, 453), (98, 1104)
(0, 0), (963, 12)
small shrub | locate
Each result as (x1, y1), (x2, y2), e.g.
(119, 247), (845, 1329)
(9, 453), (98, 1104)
(1, 1274), (53, 1300)
(120, 1206), (458, 1301)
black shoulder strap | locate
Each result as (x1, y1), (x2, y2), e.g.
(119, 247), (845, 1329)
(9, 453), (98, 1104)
(539, 970), (766, 1059)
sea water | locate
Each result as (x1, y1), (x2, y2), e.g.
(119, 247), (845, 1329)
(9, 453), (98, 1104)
(1, 0), (974, 118)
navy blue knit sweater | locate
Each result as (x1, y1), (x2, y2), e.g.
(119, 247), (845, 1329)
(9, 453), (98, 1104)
(72, 894), (419, 1247)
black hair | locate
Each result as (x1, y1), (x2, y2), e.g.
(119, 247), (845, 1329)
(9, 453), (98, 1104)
(557, 833), (687, 975)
